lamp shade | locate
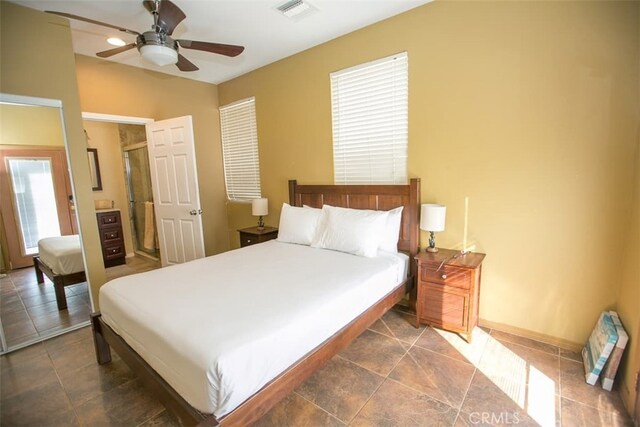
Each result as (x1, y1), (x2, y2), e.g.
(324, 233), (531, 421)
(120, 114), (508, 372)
(420, 204), (446, 232)
(252, 198), (268, 216)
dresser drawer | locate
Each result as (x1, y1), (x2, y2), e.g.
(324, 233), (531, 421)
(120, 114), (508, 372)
(100, 227), (123, 244)
(97, 211), (121, 228)
(103, 243), (125, 260)
(421, 264), (471, 290)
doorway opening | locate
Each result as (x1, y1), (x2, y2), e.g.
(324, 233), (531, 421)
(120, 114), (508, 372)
(81, 112), (162, 270)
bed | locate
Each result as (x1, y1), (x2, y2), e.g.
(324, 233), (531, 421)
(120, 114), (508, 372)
(91, 178), (420, 426)
(33, 235), (87, 310)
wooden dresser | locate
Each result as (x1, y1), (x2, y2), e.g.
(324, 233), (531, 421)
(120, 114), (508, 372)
(238, 226), (278, 248)
(96, 210), (126, 267)
(415, 249), (485, 342)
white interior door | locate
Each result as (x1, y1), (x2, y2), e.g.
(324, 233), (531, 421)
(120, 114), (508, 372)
(145, 116), (205, 266)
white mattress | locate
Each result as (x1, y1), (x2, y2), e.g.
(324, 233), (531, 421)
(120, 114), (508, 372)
(100, 241), (408, 417)
(38, 235), (84, 275)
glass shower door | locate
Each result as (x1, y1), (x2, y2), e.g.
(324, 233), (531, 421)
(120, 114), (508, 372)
(123, 145), (159, 259)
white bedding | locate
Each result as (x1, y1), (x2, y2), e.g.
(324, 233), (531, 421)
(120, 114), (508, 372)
(100, 240), (408, 417)
(38, 235), (84, 275)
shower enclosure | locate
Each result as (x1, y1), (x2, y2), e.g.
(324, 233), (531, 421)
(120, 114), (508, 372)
(123, 143), (159, 260)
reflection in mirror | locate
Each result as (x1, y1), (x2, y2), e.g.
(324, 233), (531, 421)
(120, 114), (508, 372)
(87, 148), (103, 191)
(0, 93), (92, 354)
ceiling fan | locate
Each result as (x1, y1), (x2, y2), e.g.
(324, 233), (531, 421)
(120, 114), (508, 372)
(47, 0), (244, 72)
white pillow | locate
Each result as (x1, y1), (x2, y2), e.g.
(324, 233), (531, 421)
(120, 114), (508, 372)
(311, 205), (388, 257)
(378, 206), (404, 253)
(277, 203), (322, 245)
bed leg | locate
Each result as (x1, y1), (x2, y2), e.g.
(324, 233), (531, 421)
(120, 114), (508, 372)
(91, 313), (112, 365)
(33, 256), (44, 284)
(53, 281), (68, 310)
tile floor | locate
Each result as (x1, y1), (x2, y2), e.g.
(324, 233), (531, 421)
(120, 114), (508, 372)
(105, 256), (161, 282)
(0, 255), (160, 349)
(0, 307), (633, 426)
(0, 269), (91, 348)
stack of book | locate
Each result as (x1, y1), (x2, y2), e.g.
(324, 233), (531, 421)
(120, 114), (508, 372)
(582, 310), (628, 390)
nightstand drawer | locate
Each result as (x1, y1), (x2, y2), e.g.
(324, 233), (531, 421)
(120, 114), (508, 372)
(421, 284), (468, 329)
(240, 234), (257, 247)
(421, 264), (471, 289)
(238, 226), (278, 248)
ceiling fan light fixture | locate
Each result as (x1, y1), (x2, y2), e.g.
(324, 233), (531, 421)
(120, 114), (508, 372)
(140, 44), (178, 66)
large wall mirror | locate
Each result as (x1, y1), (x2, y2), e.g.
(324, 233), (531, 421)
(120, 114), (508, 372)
(0, 93), (92, 354)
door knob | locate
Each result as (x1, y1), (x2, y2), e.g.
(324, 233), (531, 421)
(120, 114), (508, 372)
(189, 209), (203, 215)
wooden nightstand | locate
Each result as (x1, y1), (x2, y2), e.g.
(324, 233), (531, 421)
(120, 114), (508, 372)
(415, 248), (486, 342)
(238, 226), (278, 247)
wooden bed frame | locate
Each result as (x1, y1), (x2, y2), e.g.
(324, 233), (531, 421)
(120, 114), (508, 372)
(33, 255), (87, 311)
(91, 178), (421, 426)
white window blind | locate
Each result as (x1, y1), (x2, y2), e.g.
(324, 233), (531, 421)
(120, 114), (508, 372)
(330, 52), (408, 185)
(219, 97), (262, 201)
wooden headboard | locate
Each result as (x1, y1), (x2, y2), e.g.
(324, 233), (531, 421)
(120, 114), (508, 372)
(288, 178), (421, 264)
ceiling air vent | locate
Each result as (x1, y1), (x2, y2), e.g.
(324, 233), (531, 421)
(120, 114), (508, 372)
(276, 0), (317, 20)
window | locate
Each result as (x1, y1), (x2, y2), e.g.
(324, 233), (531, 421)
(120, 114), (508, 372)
(219, 97), (262, 201)
(330, 52), (408, 184)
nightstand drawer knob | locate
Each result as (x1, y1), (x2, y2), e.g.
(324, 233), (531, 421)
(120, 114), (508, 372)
(441, 274), (447, 279)
(247, 239), (252, 243)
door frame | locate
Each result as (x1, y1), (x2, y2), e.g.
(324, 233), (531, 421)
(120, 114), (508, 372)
(81, 112), (156, 261)
(82, 112), (154, 125)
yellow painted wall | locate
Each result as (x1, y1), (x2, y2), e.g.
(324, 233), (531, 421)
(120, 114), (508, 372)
(219, 1), (640, 345)
(83, 120), (135, 256)
(0, 104), (65, 147)
(617, 133), (640, 413)
(74, 55), (230, 263)
(1, 2), (106, 303)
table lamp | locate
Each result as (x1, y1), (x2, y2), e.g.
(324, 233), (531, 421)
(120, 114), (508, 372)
(252, 198), (268, 230)
(420, 204), (446, 253)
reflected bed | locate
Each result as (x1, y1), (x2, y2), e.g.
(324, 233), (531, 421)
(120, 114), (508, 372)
(33, 235), (86, 311)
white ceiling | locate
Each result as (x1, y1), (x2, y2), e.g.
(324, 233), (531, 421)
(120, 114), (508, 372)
(13, 0), (431, 85)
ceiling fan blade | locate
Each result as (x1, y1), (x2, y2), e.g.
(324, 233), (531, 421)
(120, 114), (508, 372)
(177, 40), (244, 57)
(142, 0), (154, 13)
(143, 0), (186, 35)
(176, 54), (199, 72)
(96, 43), (137, 58)
(46, 11), (140, 36)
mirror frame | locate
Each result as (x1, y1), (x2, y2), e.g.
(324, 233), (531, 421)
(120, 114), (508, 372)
(87, 148), (103, 191)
